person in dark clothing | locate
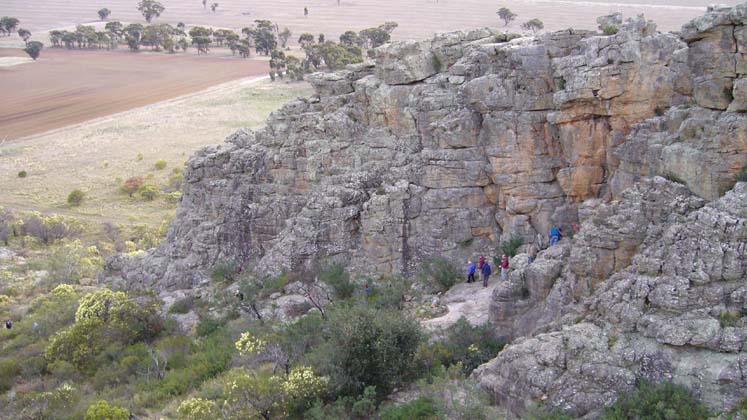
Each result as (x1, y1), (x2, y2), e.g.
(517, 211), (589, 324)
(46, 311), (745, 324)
(235, 290), (244, 301)
(467, 260), (476, 283)
(481, 261), (492, 287)
(5, 320), (12, 329)
(304, 6), (309, 17)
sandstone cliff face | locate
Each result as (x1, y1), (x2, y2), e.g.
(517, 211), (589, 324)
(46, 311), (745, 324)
(107, 6), (747, 417)
(108, 7), (746, 291)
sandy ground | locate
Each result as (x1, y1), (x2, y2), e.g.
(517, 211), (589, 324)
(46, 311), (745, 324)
(0, 48), (270, 140)
(1, 0), (741, 43)
(0, 78), (313, 226)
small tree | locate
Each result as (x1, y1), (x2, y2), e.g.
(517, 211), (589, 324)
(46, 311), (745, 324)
(121, 176), (144, 197)
(497, 7), (517, 26)
(522, 18), (544, 33)
(17, 28), (31, 41)
(98, 8), (111, 21)
(23, 41), (43, 60)
(67, 189), (85, 206)
(278, 27), (292, 48)
(137, 0), (165, 23)
(211, 3), (218, 12)
(0, 17), (20, 36)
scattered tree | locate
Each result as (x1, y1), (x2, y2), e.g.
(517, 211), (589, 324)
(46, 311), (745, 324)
(0, 17), (20, 36)
(521, 18), (544, 33)
(17, 28), (31, 41)
(211, 3), (218, 12)
(137, 0), (165, 23)
(278, 27), (292, 48)
(23, 41), (43, 60)
(497, 7), (517, 26)
(98, 8), (111, 21)
(84, 400), (129, 420)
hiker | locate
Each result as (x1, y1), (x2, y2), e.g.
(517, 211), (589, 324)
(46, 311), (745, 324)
(528, 243), (538, 263)
(467, 260), (476, 283)
(235, 290), (244, 301)
(481, 260), (492, 287)
(501, 254), (509, 280)
(549, 226), (561, 246)
(4, 320), (11, 330)
(304, 6), (309, 17)
(364, 282), (372, 299)
(478, 255), (485, 270)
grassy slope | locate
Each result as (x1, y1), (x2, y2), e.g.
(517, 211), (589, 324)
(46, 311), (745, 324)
(0, 79), (313, 228)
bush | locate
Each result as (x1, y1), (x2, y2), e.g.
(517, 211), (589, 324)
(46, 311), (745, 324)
(601, 380), (712, 420)
(320, 304), (423, 398)
(177, 398), (219, 420)
(318, 263), (354, 300)
(138, 184), (159, 200)
(499, 234), (524, 258)
(67, 189), (85, 206)
(736, 165), (747, 183)
(602, 24), (619, 35)
(524, 403), (575, 420)
(0, 357), (21, 392)
(211, 260), (237, 282)
(84, 400), (130, 420)
(418, 317), (505, 374)
(154, 159), (167, 170)
(121, 177), (144, 197)
(169, 296), (196, 314)
(136, 152), (144, 161)
(380, 396), (442, 420)
(18, 170), (27, 178)
(418, 258), (459, 292)
(719, 310), (740, 328)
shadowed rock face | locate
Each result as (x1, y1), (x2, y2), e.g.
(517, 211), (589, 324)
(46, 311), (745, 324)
(108, 7), (747, 292)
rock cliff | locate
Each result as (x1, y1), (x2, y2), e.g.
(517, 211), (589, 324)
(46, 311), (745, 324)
(106, 4), (747, 417)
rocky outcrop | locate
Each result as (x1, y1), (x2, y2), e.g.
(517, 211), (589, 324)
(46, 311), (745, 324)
(107, 8), (747, 292)
(474, 180), (747, 417)
(103, 4), (747, 418)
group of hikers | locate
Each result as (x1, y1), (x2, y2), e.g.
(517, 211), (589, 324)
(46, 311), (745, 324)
(465, 225), (573, 287)
(467, 254), (510, 287)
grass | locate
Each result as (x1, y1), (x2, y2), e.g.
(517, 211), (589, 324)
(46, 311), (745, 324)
(0, 80), (312, 229)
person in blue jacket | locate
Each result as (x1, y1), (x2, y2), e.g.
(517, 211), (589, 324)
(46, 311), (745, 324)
(481, 260), (492, 287)
(549, 226), (562, 246)
(467, 260), (476, 283)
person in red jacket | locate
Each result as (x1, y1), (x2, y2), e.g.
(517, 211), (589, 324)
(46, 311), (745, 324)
(501, 254), (509, 281)
(478, 255), (485, 270)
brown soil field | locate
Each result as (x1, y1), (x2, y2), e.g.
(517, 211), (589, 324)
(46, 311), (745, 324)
(1, 0), (742, 41)
(0, 48), (269, 140)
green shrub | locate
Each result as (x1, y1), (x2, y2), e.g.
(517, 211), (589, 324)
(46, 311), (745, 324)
(319, 304), (423, 398)
(169, 296), (196, 314)
(719, 310), (740, 328)
(18, 170), (27, 178)
(138, 183), (159, 201)
(136, 152), (144, 161)
(418, 317), (505, 374)
(498, 234), (524, 258)
(0, 357), (21, 392)
(67, 189), (85, 206)
(164, 191), (182, 205)
(196, 316), (226, 337)
(211, 260), (237, 282)
(154, 159), (167, 170)
(318, 263), (354, 300)
(84, 400), (130, 420)
(729, 398), (747, 418)
(418, 258), (459, 292)
(601, 380), (711, 420)
(736, 165), (747, 183)
(602, 24), (619, 35)
(379, 396), (442, 420)
(524, 403), (574, 420)
(663, 172), (686, 185)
